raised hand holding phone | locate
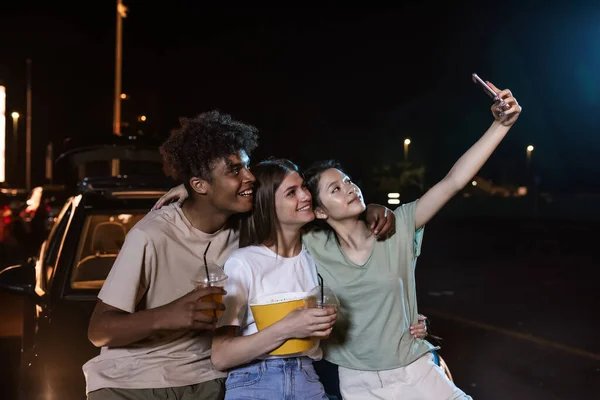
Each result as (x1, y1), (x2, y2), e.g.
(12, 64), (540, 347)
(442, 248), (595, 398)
(472, 73), (521, 127)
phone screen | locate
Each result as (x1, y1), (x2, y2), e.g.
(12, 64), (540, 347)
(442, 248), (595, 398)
(472, 73), (497, 100)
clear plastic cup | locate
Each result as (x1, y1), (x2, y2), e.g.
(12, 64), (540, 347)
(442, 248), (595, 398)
(191, 263), (228, 319)
(305, 282), (339, 339)
(305, 282), (340, 310)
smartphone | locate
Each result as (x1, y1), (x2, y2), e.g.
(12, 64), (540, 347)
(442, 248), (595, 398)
(472, 73), (498, 100)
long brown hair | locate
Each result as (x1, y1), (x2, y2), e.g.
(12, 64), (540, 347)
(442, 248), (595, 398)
(239, 159), (300, 248)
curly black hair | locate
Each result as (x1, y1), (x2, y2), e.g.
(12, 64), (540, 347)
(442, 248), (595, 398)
(160, 110), (259, 183)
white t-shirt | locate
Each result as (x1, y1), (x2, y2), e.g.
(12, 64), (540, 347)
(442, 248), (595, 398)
(83, 204), (237, 393)
(218, 245), (322, 360)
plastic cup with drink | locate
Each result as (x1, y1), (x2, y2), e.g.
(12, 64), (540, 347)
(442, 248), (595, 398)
(190, 242), (228, 320)
(304, 274), (339, 339)
(304, 274), (339, 310)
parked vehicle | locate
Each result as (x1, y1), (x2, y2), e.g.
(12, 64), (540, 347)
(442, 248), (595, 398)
(0, 188), (28, 245)
(0, 141), (171, 399)
(0, 174), (171, 399)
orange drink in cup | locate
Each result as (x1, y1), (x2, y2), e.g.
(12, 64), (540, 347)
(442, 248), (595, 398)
(191, 263), (228, 319)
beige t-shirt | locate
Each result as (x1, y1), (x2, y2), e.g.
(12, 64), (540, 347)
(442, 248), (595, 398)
(83, 204), (238, 393)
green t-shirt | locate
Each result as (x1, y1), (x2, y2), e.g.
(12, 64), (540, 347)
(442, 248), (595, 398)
(302, 200), (437, 371)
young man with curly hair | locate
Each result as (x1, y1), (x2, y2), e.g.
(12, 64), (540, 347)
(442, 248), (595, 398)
(83, 110), (259, 400)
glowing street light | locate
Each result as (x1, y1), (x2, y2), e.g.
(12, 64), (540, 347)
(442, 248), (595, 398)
(11, 112), (19, 139)
(404, 138), (411, 161)
(526, 145), (534, 166)
(113, 0), (129, 137)
(9, 111), (20, 179)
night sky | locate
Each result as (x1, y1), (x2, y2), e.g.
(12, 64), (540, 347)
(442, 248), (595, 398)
(1, 1), (599, 193)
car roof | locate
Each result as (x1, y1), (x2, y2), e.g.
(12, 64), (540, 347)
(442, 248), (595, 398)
(56, 143), (162, 167)
(78, 192), (164, 211)
(73, 174), (172, 209)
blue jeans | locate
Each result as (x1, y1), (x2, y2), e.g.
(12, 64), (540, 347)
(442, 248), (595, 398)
(225, 357), (328, 400)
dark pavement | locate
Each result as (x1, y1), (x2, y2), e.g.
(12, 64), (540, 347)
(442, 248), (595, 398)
(0, 338), (19, 400)
(1, 218), (598, 399)
(416, 218), (600, 399)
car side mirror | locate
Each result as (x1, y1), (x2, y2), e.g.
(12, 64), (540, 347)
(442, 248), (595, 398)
(0, 261), (40, 301)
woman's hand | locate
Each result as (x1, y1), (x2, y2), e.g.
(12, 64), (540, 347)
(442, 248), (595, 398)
(152, 184), (188, 210)
(487, 82), (522, 127)
(276, 306), (337, 339)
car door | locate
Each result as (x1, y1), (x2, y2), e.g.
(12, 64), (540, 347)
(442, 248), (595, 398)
(19, 198), (76, 399)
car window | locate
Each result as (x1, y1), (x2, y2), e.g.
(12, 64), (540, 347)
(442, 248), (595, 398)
(40, 200), (74, 291)
(36, 199), (75, 293)
(70, 212), (145, 290)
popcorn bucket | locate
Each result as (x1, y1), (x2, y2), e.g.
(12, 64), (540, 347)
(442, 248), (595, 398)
(249, 292), (318, 356)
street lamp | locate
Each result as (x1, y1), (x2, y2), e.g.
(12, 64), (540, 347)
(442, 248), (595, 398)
(11, 112), (19, 182)
(113, 0), (128, 137)
(525, 144), (537, 216)
(112, 0), (128, 177)
(526, 145), (534, 166)
(11, 112), (19, 139)
(404, 138), (411, 161)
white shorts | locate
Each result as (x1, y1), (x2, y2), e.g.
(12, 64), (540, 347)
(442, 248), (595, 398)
(338, 352), (473, 400)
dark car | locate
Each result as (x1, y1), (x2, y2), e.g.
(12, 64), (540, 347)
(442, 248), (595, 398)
(0, 188), (28, 244)
(18, 184), (69, 251)
(0, 175), (170, 399)
(0, 188), (29, 267)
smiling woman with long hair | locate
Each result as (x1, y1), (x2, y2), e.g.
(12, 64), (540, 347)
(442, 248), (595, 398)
(301, 82), (521, 399)
(210, 159), (336, 400)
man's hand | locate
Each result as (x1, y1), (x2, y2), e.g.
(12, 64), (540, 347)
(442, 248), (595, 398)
(88, 286), (226, 348)
(156, 286), (226, 331)
(409, 314), (428, 339)
(365, 204), (396, 239)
